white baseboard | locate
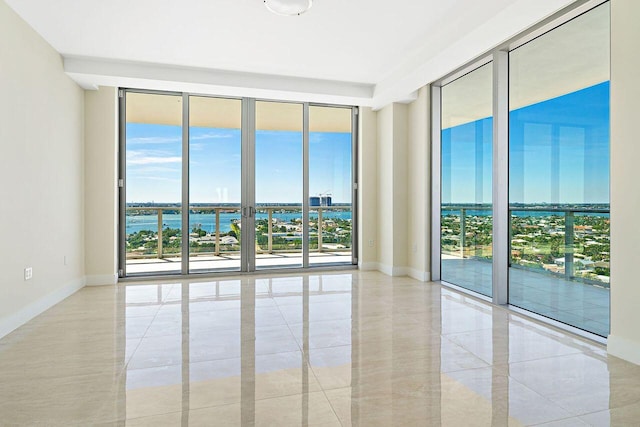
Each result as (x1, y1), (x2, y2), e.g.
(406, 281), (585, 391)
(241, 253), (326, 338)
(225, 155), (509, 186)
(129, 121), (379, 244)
(407, 268), (430, 282)
(376, 263), (409, 277)
(362, 263), (430, 281)
(608, 334), (640, 365)
(391, 266), (408, 276)
(0, 277), (86, 340)
(358, 261), (378, 271)
(85, 274), (118, 286)
(376, 263), (393, 276)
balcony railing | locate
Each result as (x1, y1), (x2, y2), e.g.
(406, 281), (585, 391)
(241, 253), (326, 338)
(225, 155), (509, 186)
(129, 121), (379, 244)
(125, 205), (352, 260)
(441, 205), (610, 286)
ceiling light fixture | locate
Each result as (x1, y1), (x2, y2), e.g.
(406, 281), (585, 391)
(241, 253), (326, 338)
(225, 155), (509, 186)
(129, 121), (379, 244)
(264, 0), (313, 16)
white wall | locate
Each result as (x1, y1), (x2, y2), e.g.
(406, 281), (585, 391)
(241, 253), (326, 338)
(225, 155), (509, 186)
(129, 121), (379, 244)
(608, 0), (640, 364)
(0, 0), (85, 337)
(84, 87), (118, 285)
(407, 87), (431, 281)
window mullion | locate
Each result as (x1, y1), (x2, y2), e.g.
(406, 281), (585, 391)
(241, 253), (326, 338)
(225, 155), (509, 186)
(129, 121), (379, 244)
(492, 50), (509, 305)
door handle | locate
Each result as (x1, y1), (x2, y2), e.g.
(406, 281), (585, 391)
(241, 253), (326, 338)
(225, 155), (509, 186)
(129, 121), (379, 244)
(242, 207), (255, 218)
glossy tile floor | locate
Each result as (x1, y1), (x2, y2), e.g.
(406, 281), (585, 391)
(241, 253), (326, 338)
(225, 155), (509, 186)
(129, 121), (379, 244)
(0, 271), (637, 426)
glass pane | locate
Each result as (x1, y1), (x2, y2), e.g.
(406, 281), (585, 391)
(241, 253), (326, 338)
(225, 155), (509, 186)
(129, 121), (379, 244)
(125, 93), (183, 275)
(508, 4), (610, 336)
(441, 63), (493, 297)
(189, 96), (242, 273)
(309, 106), (353, 266)
(255, 101), (303, 269)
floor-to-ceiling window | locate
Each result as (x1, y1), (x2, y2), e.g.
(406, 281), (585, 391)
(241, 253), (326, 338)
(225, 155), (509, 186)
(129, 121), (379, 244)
(433, 1), (610, 337)
(508, 3), (610, 336)
(440, 63), (493, 297)
(120, 93), (357, 277)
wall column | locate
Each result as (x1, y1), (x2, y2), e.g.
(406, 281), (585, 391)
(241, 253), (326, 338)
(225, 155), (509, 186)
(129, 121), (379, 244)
(357, 107), (378, 269)
(608, 0), (640, 364)
(84, 86), (119, 285)
(376, 103), (409, 276)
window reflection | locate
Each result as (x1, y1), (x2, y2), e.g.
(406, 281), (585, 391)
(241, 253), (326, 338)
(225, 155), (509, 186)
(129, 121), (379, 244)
(508, 3), (610, 336)
(441, 62), (494, 297)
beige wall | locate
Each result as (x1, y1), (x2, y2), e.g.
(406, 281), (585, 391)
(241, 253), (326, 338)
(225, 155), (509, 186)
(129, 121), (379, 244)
(375, 103), (410, 275)
(608, 0), (640, 364)
(357, 107), (378, 268)
(0, 0), (85, 336)
(392, 104), (409, 270)
(407, 87), (431, 280)
(376, 105), (394, 271)
(84, 87), (118, 285)
(368, 92), (430, 281)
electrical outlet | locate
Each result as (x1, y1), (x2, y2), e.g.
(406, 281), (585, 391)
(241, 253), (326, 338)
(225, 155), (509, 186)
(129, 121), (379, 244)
(24, 267), (33, 281)
(64, 255), (67, 266)
(368, 239), (374, 247)
(412, 244), (418, 254)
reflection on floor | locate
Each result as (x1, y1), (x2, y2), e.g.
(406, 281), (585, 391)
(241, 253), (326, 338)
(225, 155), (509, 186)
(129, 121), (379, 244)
(127, 252), (353, 275)
(0, 271), (633, 425)
(442, 258), (610, 337)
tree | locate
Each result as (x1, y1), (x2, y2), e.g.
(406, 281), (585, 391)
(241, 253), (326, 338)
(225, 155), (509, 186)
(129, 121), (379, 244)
(230, 221), (241, 244)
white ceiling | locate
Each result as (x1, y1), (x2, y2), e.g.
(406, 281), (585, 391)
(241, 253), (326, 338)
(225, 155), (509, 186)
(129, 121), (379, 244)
(5, 0), (578, 108)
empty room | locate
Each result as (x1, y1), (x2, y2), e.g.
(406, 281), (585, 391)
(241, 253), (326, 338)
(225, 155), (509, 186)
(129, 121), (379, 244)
(1, 0), (640, 425)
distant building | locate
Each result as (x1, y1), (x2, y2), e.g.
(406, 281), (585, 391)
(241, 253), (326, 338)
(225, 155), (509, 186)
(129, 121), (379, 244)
(310, 195), (332, 207)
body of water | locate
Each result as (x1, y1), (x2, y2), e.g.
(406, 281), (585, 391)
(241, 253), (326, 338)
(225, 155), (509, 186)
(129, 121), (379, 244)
(442, 209), (610, 218)
(126, 210), (352, 234)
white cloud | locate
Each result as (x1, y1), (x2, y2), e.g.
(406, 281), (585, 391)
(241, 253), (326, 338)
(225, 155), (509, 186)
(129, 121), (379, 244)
(127, 149), (182, 166)
(127, 132), (234, 146)
(191, 132), (234, 141)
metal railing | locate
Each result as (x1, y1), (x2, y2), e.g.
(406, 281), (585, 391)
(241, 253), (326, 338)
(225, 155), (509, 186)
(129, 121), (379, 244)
(441, 205), (610, 284)
(125, 205), (352, 260)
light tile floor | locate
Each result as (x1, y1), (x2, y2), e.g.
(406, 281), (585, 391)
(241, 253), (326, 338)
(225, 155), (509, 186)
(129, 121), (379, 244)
(442, 258), (610, 336)
(0, 270), (635, 426)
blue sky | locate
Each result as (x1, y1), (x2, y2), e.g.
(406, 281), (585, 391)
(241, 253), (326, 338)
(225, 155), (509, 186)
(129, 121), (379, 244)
(442, 81), (610, 205)
(126, 126), (352, 204)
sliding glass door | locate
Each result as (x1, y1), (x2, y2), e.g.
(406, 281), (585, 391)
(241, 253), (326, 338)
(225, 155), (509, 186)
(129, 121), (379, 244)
(309, 106), (354, 266)
(255, 101), (304, 269)
(120, 93), (357, 277)
(123, 92), (183, 275)
(188, 96), (243, 273)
